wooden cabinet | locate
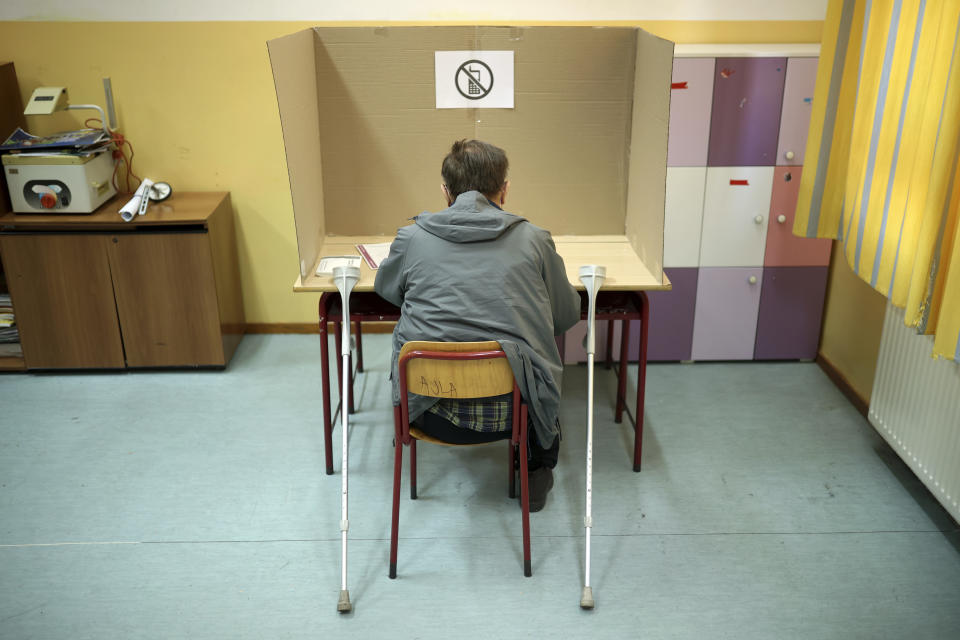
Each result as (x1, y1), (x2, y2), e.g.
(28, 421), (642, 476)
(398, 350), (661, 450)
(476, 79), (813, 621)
(0, 234), (125, 368)
(0, 192), (244, 369)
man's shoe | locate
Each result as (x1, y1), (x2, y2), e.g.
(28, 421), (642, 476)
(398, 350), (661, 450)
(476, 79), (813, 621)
(527, 467), (554, 512)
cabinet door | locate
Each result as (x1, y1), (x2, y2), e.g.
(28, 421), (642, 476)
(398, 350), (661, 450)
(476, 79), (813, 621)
(641, 267), (699, 361)
(708, 57), (787, 167)
(691, 267), (763, 361)
(664, 167), (707, 267)
(668, 58), (715, 167)
(754, 267), (829, 360)
(0, 234), (125, 368)
(108, 232), (224, 367)
(764, 166), (833, 266)
(700, 167), (775, 267)
(776, 57), (818, 166)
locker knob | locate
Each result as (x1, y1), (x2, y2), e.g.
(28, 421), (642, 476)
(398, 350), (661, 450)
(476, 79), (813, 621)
(754, 215), (764, 224)
(785, 150), (795, 160)
(749, 275), (758, 284)
(777, 214), (787, 224)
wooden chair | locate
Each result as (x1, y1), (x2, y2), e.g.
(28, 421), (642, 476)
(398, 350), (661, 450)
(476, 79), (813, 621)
(389, 341), (533, 578)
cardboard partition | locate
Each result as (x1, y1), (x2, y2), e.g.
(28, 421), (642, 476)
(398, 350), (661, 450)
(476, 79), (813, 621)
(267, 26), (673, 285)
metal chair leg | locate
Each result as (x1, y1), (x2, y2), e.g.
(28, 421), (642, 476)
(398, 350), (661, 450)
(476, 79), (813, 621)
(410, 439), (418, 500)
(508, 442), (516, 499)
(390, 407), (403, 579)
(519, 406), (532, 577)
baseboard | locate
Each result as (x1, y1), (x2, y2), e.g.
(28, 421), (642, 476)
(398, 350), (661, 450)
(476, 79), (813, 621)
(816, 353), (870, 418)
(245, 322), (396, 334)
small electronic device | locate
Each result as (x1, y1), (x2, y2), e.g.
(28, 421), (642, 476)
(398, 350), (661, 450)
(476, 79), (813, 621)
(2, 151), (117, 213)
(23, 87), (69, 115)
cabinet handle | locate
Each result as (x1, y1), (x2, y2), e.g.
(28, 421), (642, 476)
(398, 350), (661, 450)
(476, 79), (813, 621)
(754, 215), (764, 224)
(785, 150), (795, 161)
(777, 214), (787, 224)
(749, 275), (758, 285)
(112, 237), (118, 244)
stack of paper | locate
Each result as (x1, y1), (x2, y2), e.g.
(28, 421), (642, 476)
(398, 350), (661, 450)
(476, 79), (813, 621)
(0, 293), (17, 344)
(1, 127), (112, 158)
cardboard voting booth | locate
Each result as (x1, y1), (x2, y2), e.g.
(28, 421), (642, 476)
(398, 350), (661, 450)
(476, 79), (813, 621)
(267, 26), (673, 292)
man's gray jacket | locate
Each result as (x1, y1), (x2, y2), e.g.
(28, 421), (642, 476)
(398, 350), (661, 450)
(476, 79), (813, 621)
(374, 190), (581, 446)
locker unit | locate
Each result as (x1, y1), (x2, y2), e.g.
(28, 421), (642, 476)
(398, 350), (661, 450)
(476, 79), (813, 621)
(566, 45), (829, 364)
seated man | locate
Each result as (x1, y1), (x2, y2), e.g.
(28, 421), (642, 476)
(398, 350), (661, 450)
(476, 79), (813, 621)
(375, 139), (581, 511)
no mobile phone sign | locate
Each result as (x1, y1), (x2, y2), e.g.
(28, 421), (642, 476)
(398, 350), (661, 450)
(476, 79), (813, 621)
(435, 51), (514, 109)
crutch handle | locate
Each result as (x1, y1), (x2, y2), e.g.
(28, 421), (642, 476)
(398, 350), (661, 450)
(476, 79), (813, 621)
(578, 265), (606, 356)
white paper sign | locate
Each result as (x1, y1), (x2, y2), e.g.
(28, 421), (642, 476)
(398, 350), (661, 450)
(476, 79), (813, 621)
(435, 51), (514, 109)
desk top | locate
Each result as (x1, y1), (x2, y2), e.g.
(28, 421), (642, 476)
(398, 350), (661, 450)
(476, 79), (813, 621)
(0, 192), (229, 230)
(294, 235), (672, 293)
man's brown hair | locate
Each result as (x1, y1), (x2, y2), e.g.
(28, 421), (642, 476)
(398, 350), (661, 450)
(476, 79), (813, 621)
(441, 139), (509, 200)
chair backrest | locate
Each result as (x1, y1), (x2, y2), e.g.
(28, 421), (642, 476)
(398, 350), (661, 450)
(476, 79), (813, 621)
(398, 341), (514, 400)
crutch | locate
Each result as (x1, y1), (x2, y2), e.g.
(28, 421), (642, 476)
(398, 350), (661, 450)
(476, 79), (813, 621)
(332, 264), (360, 613)
(578, 264), (605, 610)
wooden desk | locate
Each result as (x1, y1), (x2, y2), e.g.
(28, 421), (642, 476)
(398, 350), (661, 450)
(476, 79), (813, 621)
(297, 234), (670, 473)
(0, 192), (244, 369)
(293, 235), (671, 293)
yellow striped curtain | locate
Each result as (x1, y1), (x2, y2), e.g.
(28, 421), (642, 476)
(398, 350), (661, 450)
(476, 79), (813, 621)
(795, 0), (960, 360)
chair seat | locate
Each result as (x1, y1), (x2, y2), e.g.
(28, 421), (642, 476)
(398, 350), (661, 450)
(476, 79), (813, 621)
(408, 426), (495, 447)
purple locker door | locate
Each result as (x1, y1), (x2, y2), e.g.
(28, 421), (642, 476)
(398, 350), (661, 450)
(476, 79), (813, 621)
(754, 266), (829, 360)
(668, 58), (716, 166)
(691, 267), (763, 361)
(776, 57), (819, 166)
(707, 57), (787, 167)
(628, 268), (698, 361)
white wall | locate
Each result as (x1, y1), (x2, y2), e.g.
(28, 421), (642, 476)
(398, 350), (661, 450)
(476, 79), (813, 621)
(0, 0), (828, 22)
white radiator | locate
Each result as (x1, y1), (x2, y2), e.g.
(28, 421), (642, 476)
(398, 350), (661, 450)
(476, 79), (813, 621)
(869, 302), (960, 524)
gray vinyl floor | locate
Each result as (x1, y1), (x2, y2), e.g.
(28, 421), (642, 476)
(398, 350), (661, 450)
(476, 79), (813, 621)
(1, 334), (958, 639)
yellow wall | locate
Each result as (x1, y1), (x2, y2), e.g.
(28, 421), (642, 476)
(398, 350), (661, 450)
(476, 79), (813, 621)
(819, 243), (887, 402)
(0, 20), (822, 323)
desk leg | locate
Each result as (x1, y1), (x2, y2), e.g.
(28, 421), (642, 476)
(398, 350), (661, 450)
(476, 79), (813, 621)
(634, 292), (649, 473)
(319, 295), (334, 475)
(355, 321), (364, 372)
(334, 319), (343, 411)
(605, 319), (614, 370)
(615, 319), (629, 424)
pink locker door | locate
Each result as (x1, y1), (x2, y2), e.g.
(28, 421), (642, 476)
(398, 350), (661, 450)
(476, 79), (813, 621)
(668, 58), (716, 166)
(776, 57), (819, 166)
(764, 166), (833, 266)
(691, 267), (764, 361)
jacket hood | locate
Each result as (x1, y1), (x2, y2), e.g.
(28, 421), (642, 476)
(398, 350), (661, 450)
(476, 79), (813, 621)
(414, 190), (526, 243)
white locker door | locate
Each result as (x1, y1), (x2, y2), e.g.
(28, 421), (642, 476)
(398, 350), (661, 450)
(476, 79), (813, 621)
(663, 167), (707, 268)
(699, 167), (775, 267)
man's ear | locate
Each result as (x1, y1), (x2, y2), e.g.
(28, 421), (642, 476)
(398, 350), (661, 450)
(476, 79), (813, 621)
(441, 183), (453, 206)
(500, 180), (510, 206)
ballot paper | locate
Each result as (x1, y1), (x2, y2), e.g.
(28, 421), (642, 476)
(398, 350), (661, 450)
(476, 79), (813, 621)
(316, 255), (361, 276)
(355, 242), (392, 270)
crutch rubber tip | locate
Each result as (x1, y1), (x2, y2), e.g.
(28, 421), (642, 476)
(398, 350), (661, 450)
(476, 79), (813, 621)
(389, 563), (397, 579)
(580, 586), (595, 609)
(337, 590), (352, 613)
